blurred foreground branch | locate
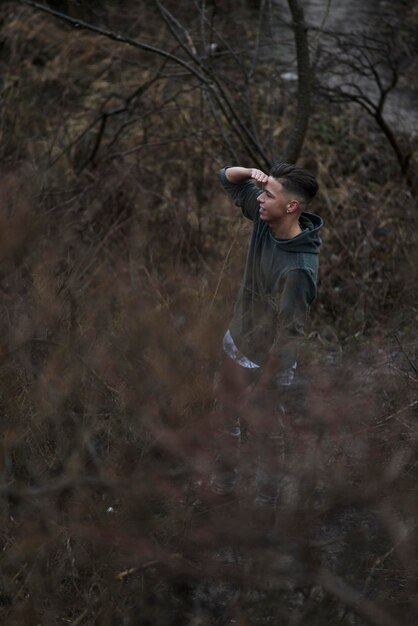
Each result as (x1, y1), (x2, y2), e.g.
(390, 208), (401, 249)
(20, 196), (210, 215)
(319, 568), (401, 626)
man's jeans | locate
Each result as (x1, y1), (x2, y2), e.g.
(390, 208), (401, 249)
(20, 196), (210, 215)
(210, 351), (288, 509)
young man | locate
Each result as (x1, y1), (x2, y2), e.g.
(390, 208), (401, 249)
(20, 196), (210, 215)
(211, 162), (323, 511)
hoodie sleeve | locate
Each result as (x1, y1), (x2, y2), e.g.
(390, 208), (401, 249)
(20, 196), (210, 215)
(270, 268), (316, 385)
(219, 167), (261, 221)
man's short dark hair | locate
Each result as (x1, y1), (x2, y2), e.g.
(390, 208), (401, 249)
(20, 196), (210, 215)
(270, 161), (318, 205)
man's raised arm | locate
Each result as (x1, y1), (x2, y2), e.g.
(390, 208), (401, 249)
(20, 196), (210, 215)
(224, 166), (268, 185)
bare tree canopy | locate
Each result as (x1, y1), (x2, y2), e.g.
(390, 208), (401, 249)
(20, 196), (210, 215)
(0, 1), (417, 624)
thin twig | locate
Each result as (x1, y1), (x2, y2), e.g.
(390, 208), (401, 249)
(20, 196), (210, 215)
(318, 568), (401, 626)
(395, 333), (418, 375)
(19, 0), (207, 83)
(207, 223), (241, 317)
(30, 338), (121, 395)
(20, 0), (269, 166)
(352, 400), (417, 435)
(70, 609), (89, 626)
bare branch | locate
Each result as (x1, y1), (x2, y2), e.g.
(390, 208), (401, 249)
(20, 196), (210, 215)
(316, 29), (412, 178)
(19, 0), (207, 83)
(20, 0), (270, 166)
(153, 0), (270, 166)
(318, 568), (402, 626)
(395, 333), (418, 375)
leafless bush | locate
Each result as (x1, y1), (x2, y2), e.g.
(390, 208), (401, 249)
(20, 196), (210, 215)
(0, 3), (417, 625)
(313, 15), (418, 187)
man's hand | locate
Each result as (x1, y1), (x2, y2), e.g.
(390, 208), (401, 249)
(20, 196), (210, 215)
(249, 168), (268, 184)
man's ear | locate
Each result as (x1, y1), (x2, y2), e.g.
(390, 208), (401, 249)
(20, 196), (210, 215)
(286, 199), (300, 214)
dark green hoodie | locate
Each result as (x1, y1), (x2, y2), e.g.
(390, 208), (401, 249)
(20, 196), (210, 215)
(219, 167), (324, 375)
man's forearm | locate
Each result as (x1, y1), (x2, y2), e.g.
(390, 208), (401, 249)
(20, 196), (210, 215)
(225, 166), (268, 185)
(225, 166), (252, 184)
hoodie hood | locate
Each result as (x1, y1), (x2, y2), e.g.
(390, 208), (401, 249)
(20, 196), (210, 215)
(271, 211), (323, 254)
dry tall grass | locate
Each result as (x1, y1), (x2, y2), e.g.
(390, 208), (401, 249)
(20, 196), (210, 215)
(0, 3), (417, 625)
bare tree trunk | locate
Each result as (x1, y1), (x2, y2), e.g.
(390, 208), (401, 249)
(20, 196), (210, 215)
(283, 0), (312, 164)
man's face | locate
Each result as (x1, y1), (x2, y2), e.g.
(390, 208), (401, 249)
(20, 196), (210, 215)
(257, 176), (292, 223)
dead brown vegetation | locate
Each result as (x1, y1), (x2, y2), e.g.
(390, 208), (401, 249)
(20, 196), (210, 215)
(0, 2), (417, 625)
